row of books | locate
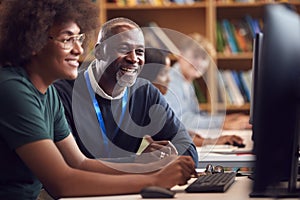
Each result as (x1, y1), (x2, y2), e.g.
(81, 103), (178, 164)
(107, 0), (202, 6)
(217, 15), (262, 54)
(218, 69), (252, 106)
(216, 0), (278, 2)
(107, 0), (279, 5)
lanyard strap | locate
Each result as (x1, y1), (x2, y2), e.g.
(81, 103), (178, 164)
(84, 70), (128, 156)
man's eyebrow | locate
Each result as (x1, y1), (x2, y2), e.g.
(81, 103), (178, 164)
(117, 42), (145, 49)
(137, 44), (145, 49)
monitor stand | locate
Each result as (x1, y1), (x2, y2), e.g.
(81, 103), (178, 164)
(249, 173), (300, 198)
(250, 187), (300, 198)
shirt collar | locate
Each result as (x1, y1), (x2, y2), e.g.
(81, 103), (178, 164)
(87, 60), (127, 100)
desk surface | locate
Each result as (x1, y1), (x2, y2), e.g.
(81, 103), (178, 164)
(59, 131), (299, 200)
(60, 176), (300, 200)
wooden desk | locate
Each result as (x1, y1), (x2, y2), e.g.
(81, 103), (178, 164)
(59, 176), (300, 200)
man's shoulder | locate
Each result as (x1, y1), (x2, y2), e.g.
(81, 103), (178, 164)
(132, 77), (152, 89)
(130, 78), (161, 99)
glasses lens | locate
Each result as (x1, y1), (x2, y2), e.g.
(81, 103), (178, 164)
(214, 165), (224, 174)
(205, 164), (214, 174)
(64, 34), (85, 49)
(78, 34), (85, 44)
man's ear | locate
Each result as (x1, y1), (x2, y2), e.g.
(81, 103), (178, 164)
(94, 43), (105, 60)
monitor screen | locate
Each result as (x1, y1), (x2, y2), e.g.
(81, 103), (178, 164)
(250, 3), (300, 198)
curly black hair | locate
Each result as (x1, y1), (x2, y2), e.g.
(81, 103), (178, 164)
(0, 0), (100, 66)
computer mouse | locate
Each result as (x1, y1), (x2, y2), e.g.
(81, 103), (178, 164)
(233, 141), (246, 148)
(140, 186), (176, 198)
(225, 141), (246, 148)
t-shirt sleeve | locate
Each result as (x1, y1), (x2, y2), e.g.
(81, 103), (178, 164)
(0, 80), (69, 150)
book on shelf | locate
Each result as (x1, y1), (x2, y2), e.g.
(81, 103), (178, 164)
(244, 14), (262, 38)
(239, 70), (252, 100)
(171, 0), (185, 4)
(217, 15), (262, 54)
(193, 79), (207, 103)
(237, 71), (251, 102)
(231, 19), (253, 52)
(222, 70), (245, 106)
(231, 70), (249, 102)
(110, 0), (202, 6)
(146, 0), (168, 5)
(218, 70), (252, 106)
(216, 21), (228, 53)
(221, 19), (240, 53)
(217, 71), (233, 105)
(116, 0), (127, 6)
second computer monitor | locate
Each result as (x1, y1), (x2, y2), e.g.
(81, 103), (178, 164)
(250, 3), (300, 198)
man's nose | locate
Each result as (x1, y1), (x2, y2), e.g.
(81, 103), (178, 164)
(126, 51), (139, 63)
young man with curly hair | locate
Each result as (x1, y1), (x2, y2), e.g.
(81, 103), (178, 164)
(0, 1), (196, 199)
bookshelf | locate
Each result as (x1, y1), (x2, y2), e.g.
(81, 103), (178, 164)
(95, 0), (300, 113)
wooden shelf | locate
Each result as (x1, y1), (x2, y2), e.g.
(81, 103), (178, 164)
(200, 103), (251, 112)
(216, 1), (271, 7)
(105, 2), (208, 9)
(216, 52), (253, 70)
(217, 52), (253, 59)
(96, 0), (300, 112)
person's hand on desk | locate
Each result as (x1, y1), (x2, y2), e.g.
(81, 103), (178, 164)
(190, 131), (244, 147)
(135, 135), (178, 163)
(223, 113), (252, 130)
(142, 135), (178, 155)
(151, 155), (197, 188)
(214, 135), (244, 146)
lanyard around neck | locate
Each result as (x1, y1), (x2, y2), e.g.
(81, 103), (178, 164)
(84, 70), (128, 157)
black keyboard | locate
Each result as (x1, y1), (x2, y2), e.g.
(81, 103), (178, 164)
(185, 172), (236, 193)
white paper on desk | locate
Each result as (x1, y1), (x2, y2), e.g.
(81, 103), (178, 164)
(194, 129), (253, 147)
(201, 145), (238, 152)
(198, 145), (253, 154)
(195, 130), (254, 155)
(194, 129), (252, 138)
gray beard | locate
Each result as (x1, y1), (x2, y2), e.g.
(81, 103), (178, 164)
(116, 70), (137, 88)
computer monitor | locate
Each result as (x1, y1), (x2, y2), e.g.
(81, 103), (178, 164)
(249, 32), (263, 126)
(250, 3), (300, 198)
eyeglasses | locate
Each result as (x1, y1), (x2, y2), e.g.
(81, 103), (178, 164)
(49, 33), (86, 50)
(205, 164), (224, 174)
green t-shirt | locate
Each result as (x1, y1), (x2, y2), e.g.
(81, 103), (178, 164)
(0, 66), (70, 199)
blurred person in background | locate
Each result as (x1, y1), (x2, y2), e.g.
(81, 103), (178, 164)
(164, 33), (252, 147)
